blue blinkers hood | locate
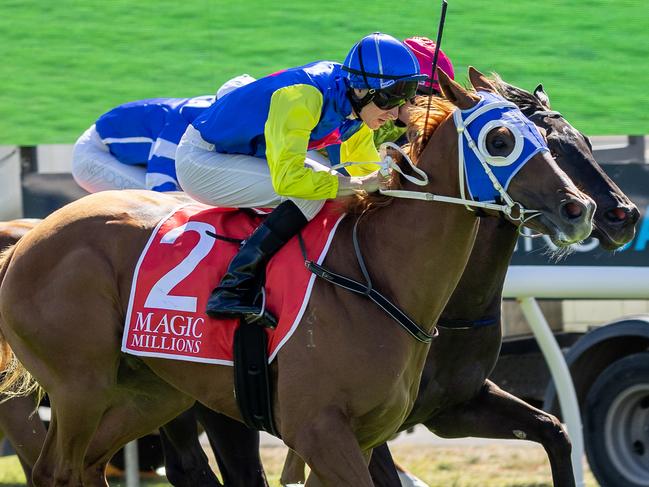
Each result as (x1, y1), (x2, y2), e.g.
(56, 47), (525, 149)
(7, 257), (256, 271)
(458, 91), (549, 203)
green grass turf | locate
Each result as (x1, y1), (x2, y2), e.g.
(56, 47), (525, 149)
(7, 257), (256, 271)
(0, 444), (602, 487)
(0, 0), (647, 145)
(0, 455), (172, 487)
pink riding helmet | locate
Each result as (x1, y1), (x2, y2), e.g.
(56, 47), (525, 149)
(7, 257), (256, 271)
(403, 36), (455, 93)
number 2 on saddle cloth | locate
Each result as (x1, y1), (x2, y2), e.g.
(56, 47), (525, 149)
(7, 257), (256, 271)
(122, 203), (346, 365)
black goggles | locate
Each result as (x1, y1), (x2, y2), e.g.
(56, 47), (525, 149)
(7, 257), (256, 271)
(372, 80), (418, 110)
(416, 84), (442, 97)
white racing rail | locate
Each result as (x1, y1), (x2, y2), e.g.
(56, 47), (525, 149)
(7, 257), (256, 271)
(503, 265), (649, 487)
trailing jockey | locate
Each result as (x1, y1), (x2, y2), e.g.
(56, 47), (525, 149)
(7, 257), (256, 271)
(72, 96), (212, 193)
(71, 75), (255, 193)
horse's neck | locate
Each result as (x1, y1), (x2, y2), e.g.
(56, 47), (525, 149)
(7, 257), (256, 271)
(440, 218), (518, 322)
(339, 138), (479, 334)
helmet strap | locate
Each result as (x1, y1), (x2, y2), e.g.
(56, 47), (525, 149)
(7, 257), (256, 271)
(347, 88), (375, 118)
(349, 37), (377, 117)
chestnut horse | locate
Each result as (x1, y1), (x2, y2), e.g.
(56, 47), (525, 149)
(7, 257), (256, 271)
(1, 219), (250, 486)
(280, 77), (640, 487)
(0, 69), (594, 486)
(157, 78), (639, 487)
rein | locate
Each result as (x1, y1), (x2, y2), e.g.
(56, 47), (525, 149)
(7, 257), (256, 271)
(206, 220), (436, 343)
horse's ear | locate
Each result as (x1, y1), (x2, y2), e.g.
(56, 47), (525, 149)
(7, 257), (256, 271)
(437, 68), (480, 110)
(534, 84), (551, 109)
(468, 66), (496, 92)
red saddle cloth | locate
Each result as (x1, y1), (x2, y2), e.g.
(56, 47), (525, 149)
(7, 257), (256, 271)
(122, 203), (345, 365)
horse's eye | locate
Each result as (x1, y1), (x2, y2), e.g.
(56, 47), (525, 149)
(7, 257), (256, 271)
(493, 138), (506, 149)
(485, 126), (514, 157)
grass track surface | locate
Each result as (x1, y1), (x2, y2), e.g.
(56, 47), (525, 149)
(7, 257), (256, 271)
(0, 0), (647, 145)
(0, 443), (599, 486)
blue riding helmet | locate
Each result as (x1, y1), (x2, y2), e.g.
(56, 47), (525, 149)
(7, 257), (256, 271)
(343, 32), (427, 90)
(343, 32), (428, 111)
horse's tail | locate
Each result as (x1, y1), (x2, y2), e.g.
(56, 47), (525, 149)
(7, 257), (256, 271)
(0, 245), (41, 401)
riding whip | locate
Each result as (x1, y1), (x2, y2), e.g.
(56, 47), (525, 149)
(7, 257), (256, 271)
(423, 0), (449, 141)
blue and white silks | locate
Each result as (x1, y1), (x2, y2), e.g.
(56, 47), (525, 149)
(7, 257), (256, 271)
(95, 96), (214, 191)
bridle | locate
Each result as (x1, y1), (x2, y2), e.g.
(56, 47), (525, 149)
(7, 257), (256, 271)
(333, 95), (547, 229)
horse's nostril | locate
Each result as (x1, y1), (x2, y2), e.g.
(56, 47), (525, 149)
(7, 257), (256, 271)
(562, 201), (583, 220)
(606, 207), (629, 223)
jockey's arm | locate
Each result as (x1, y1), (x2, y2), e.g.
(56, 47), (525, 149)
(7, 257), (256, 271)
(264, 84), (339, 200)
(340, 124), (381, 177)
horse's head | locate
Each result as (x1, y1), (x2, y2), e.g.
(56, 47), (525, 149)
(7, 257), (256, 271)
(516, 84), (638, 249)
(431, 67), (596, 246)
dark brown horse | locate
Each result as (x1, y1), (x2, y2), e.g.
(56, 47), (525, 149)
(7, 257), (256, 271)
(0, 69), (594, 486)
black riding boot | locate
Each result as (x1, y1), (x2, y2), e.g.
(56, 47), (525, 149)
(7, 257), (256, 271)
(206, 200), (308, 327)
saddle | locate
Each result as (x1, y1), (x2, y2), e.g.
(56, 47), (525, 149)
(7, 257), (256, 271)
(122, 203), (345, 434)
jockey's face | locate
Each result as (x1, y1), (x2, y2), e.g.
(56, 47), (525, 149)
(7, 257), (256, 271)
(354, 89), (399, 129)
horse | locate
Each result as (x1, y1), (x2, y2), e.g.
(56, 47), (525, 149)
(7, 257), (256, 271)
(0, 68), (595, 486)
(0, 219), (39, 249)
(156, 76), (639, 487)
(278, 77), (639, 487)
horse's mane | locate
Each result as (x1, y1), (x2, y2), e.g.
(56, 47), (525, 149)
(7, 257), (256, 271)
(345, 96), (455, 215)
(489, 73), (545, 116)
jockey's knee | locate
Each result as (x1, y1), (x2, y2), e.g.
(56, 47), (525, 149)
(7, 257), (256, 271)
(288, 198), (325, 221)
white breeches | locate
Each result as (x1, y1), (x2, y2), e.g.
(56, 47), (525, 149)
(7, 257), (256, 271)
(175, 125), (331, 221)
(72, 125), (147, 193)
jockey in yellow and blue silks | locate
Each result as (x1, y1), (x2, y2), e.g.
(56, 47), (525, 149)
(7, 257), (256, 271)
(326, 36), (457, 165)
(175, 32), (426, 327)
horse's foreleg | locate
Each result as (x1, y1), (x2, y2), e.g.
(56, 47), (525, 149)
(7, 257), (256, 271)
(427, 380), (574, 487)
(159, 406), (221, 487)
(193, 402), (268, 487)
(280, 449), (306, 485)
(0, 394), (46, 486)
(289, 407), (373, 487)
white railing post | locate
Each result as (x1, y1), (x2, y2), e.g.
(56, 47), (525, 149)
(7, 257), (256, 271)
(124, 441), (140, 487)
(518, 297), (584, 487)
